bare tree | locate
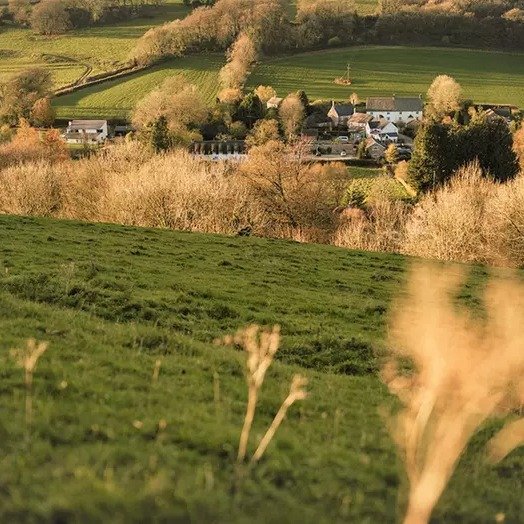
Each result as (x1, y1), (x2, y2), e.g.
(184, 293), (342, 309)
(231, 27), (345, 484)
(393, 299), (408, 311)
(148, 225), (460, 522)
(278, 94), (305, 141)
(8, 0), (31, 24)
(31, 0), (72, 35)
(218, 32), (258, 90)
(426, 74), (462, 120)
(132, 75), (207, 142)
(245, 118), (280, 148)
(254, 85), (277, 103)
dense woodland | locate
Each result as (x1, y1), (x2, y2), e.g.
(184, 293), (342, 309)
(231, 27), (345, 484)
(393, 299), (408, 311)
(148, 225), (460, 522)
(131, 0), (524, 64)
(0, 0), (522, 50)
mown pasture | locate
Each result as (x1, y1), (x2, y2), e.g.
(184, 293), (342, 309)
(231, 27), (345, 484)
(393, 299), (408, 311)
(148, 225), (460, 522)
(248, 46), (524, 107)
(53, 54), (224, 119)
(0, 215), (522, 522)
(0, 0), (189, 88)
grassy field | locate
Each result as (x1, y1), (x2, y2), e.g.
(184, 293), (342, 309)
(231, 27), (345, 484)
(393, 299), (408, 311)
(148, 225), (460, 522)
(0, 0), (190, 88)
(0, 215), (522, 522)
(53, 54), (224, 119)
(248, 46), (524, 107)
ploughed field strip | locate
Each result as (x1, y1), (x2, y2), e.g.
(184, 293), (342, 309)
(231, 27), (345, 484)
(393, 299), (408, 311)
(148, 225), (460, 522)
(0, 215), (522, 522)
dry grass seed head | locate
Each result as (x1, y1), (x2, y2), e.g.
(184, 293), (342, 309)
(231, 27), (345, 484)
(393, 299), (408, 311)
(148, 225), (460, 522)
(384, 263), (524, 524)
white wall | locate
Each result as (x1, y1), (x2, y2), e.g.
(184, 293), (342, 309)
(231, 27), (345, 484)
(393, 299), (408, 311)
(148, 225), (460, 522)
(367, 110), (422, 123)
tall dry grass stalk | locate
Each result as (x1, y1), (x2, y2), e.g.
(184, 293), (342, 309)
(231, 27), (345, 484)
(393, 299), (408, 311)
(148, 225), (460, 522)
(218, 325), (308, 463)
(251, 374), (307, 463)
(382, 264), (524, 523)
(10, 339), (49, 438)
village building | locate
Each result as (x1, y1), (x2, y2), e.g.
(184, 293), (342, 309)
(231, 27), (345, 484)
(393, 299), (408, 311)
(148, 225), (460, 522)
(347, 112), (372, 140)
(347, 112), (373, 129)
(365, 137), (386, 160)
(366, 119), (399, 143)
(63, 120), (108, 144)
(327, 101), (354, 126)
(266, 96), (283, 109)
(366, 96), (423, 123)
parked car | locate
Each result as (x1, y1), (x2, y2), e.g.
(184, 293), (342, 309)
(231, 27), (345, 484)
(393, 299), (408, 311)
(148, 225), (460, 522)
(335, 136), (349, 143)
(340, 150), (348, 157)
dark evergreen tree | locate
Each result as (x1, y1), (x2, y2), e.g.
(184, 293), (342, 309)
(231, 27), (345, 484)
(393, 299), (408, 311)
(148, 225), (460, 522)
(150, 115), (171, 152)
(408, 121), (453, 192)
(295, 90), (310, 114)
(409, 114), (518, 192)
(235, 92), (264, 128)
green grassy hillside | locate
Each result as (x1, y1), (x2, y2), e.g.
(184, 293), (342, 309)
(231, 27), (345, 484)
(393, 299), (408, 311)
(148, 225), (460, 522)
(54, 54), (224, 119)
(0, 0), (190, 88)
(248, 46), (524, 107)
(0, 215), (522, 521)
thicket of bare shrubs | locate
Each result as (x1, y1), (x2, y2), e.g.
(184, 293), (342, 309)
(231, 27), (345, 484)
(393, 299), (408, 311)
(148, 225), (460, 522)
(335, 162), (524, 267)
(1, 140), (523, 266)
(0, 141), (343, 240)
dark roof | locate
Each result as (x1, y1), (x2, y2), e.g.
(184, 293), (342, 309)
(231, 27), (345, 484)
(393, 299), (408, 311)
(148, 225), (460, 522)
(369, 118), (397, 131)
(68, 120), (107, 129)
(366, 96), (423, 112)
(349, 112), (372, 124)
(306, 112), (332, 126)
(365, 137), (385, 149)
(331, 103), (354, 116)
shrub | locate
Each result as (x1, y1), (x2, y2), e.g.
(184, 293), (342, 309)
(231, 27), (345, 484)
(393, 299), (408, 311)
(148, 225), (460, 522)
(31, 0), (71, 35)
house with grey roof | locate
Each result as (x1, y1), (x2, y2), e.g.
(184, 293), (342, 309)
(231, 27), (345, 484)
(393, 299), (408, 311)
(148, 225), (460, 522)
(366, 96), (423, 123)
(365, 118), (399, 143)
(63, 120), (108, 144)
(327, 101), (354, 126)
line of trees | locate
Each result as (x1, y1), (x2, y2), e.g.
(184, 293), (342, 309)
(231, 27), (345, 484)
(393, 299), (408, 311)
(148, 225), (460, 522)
(2, 0), (165, 35)
(131, 0), (524, 66)
(0, 68), (55, 126)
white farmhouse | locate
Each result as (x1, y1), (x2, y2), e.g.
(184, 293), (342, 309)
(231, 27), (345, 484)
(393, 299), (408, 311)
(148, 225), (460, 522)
(64, 120), (108, 144)
(366, 96), (423, 123)
(365, 119), (399, 143)
(266, 96), (283, 109)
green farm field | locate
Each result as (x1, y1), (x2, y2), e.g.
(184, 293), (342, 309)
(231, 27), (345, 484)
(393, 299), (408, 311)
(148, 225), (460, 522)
(248, 46), (524, 107)
(54, 54), (224, 119)
(0, 0), (189, 88)
(0, 215), (522, 521)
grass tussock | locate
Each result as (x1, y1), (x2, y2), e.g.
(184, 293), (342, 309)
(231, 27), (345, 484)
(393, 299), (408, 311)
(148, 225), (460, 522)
(382, 264), (524, 523)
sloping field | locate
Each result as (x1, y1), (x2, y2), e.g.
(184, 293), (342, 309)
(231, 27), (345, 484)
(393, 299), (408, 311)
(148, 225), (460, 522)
(248, 46), (524, 107)
(0, 215), (522, 522)
(0, 0), (189, 88)
(53, 54), (224, 119)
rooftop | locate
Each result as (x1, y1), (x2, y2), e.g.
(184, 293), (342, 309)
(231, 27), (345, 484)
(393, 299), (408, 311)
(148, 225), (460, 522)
(349, 112), (373, 124)
(68, 120), (107, 129)
(366, 96), (423, 112)
(330, 101), (354, 116)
